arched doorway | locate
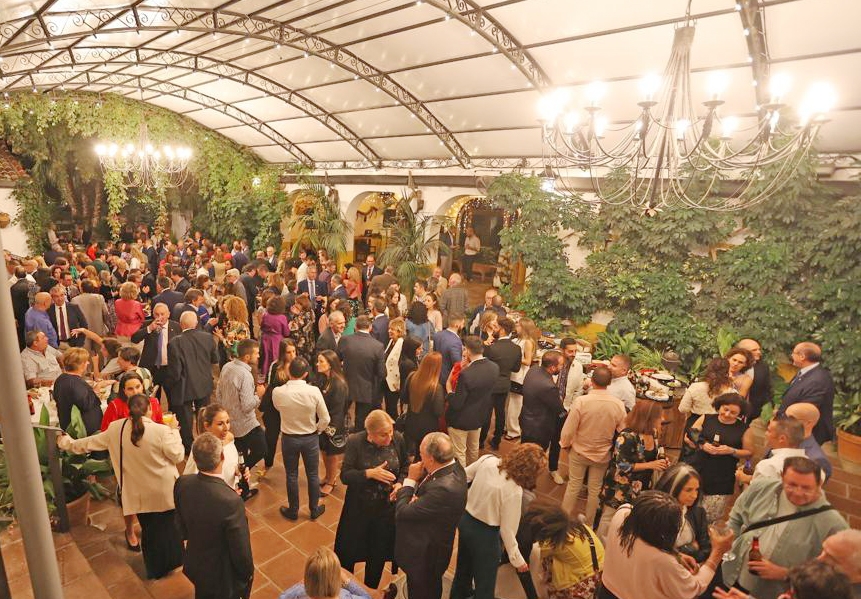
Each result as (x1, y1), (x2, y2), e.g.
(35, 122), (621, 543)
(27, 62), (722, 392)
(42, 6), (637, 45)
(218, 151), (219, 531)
(439, 195), (507, 283)
(351, 191), (401, 264)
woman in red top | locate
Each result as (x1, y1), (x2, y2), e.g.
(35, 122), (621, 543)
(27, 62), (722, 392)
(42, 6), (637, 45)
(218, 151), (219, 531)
(100, 371), (163, 552)
(113, 281), (146, 338)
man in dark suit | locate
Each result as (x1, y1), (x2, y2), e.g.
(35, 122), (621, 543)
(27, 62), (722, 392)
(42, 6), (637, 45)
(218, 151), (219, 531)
(368, 267), (398, 298)
(328, 274), (348, 301)
(297, 263), (328, 315)
(445, 336), (499, 466)
(736, 338), (773, 420)
(175, 433), (254, 599)
(433, 313), (464, 386)
(395, 432), (467, 599)
(316, 310), (345, 355)
(151, 276), (185, 316)
(131, 303), (182, 394)
(47, 285), (88, 348)
(481, 318), (522, 450)
(10, 267), (32, 350)
(778, 341), (836, 445)
(338, 315), (385, 431)
(239, 264), (259, 332)
(520, 351), (565, 450)
(369, 297), (389, 345)
(170, 267), (192, 295)
(166, 311), (220, 453)
(361, 254), (383, 302)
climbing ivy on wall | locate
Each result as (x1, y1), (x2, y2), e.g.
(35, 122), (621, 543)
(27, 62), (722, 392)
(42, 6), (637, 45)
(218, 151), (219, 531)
(0, 92), (289, 249)
(490, 156), (861, 398)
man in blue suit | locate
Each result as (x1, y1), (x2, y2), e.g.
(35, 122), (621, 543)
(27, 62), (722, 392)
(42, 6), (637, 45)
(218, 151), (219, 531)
(433, 313), (465, 387)
(297, 263), (328, 315)
(778, 342), (836, 445)
(369, 297), (389, 345)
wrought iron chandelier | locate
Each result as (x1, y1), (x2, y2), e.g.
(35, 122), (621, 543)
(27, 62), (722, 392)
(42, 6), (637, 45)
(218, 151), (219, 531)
(95, 123), (192, 190)
(537, 4), (836, 212)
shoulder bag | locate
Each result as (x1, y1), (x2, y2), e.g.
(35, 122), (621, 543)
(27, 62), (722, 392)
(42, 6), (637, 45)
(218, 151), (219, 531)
(742, 504), (835, 535)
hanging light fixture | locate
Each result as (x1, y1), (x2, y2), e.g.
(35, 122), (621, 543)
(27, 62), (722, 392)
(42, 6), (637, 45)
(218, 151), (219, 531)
(94, 123), (192, 189)
(537, 2), (836, 211)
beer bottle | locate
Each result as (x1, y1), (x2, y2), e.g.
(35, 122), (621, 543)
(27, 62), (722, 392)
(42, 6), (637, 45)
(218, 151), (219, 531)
(748, 537), (763, 575)
(237, 454), (258, 501)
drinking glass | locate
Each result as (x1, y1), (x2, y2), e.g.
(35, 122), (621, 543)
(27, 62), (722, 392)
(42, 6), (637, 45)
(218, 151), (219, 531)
(711, 520), (735, 562)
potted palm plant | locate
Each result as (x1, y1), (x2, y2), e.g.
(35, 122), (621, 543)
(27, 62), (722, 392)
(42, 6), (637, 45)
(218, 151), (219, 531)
(286, 180), (352, 262)
(379, 193), (450, 291)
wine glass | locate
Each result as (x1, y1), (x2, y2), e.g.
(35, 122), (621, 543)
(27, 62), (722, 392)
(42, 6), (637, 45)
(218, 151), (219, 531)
(710, 520), (736, 562)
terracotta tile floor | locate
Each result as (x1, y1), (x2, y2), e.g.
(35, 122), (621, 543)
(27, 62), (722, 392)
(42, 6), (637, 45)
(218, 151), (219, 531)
(78, 433), (581, 599)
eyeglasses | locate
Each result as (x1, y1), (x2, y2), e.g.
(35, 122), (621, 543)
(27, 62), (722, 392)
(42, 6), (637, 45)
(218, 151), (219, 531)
(784, 483), (819, 496)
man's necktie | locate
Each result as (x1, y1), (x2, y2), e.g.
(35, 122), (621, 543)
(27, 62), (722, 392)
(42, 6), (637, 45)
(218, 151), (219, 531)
(156, 328), (165, 366)
(58, 305), (68, 340)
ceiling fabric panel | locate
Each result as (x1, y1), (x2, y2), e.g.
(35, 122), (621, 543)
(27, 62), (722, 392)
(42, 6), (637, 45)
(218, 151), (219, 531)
(0, 0), (856, 163)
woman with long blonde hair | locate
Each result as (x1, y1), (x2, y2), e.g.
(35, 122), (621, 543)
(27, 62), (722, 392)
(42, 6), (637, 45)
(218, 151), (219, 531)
(506, 317), (541, 441)
(400, 351), (444, 457)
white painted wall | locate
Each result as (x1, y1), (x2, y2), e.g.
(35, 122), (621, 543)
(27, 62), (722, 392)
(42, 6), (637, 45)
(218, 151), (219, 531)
(0, 187), (30, 257)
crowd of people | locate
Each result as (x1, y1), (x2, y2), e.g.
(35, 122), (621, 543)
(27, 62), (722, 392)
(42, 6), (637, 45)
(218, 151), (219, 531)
(5, 224), (857, 599)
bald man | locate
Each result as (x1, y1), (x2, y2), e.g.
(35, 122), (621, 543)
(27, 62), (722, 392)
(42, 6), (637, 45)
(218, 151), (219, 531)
(819, 529), (861, 596)
(778, 342), (836, 445)
(24, 291), (58, 348)
(736, 338), (772, 420)
(786, 402), (833, 480)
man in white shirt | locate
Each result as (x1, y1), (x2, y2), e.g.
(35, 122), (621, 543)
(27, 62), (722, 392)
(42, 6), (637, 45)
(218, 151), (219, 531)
(272, 356), (330, 521)
(461, 227), (481, 281)
(21, 330), (63, 388)
(738, 416), (807, 485)
(607, 354), (636, 411)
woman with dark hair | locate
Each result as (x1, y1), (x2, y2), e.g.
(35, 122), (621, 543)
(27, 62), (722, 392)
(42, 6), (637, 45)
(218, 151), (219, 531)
(423, 293), (443, 333)
(405, 301), (434, 356)
(260, 338), (296, 471)
(289, 295), (316, 361)
(686, 393), (753, 522)
(57, 394), (184, 578)
(400, 351), (444, 457)
(725, 347), (754, 399)
(451, 443), (547, 599)
(315, 349), (349, 496)
(261, 295), (291, 377)
(596, 400), (670, 541)
(525, 501), (604, 599)
(398, 335), (422, 394)
(598, 491), (733, 599)
(678, 357), (735, 429)
(183, 404), (241, 490)
(654, 464), (710, 563)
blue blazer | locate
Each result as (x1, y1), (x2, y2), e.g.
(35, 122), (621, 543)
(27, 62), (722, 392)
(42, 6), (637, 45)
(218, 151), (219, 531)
(371, 314), (389, 345)
(433, 329), (463, 386)
(778, 365), (835, 444)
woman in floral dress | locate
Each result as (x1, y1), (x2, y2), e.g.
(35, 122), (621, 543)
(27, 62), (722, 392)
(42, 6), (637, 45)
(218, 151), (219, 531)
(289, 295), (316, 361)
(595, 400), (669, 541)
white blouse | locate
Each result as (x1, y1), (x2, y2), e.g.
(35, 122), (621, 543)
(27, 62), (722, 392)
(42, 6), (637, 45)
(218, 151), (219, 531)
(464, 455), (526, 568)
(183, 438), (240, 489)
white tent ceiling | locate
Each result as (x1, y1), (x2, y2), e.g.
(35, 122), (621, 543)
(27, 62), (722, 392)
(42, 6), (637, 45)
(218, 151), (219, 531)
(0, 0), (857, 169)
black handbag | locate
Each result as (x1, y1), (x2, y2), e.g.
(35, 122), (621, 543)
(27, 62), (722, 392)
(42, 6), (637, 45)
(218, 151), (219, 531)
(324, 426), (347, 449)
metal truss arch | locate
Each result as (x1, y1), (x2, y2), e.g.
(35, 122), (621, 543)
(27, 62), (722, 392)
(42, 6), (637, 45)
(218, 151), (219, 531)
(421, 0), (551, 89)
(0, 6), (473, 165)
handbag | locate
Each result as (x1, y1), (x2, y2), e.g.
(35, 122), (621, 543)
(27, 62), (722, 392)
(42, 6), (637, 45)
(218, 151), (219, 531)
(394, 411), (408, 433)
(116, 419), (128, 507)
(324, 426), (347, 449)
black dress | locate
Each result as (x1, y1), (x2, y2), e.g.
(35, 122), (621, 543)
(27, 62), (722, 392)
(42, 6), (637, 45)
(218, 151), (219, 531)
(400, 373), (444, 456)
(694, 414), (747, 495)
(316, 374), (348, 455)
(260, 363), (287, 468)
(53, 373), (103, 435)
(335, 431), (409, 588)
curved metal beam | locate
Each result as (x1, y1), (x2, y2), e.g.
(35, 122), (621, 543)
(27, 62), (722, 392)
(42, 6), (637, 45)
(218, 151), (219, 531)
(0, 6), (472, 165)
(4, 71), (313, 163)
(738, 0), (770, 108)
(422, 0), (551, 89)
(0, 45), (379, 163)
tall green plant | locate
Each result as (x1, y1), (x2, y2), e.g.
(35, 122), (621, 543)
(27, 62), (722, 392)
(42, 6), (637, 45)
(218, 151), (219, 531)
(379, 194), (448, 290)
(286, 180), (352, 261)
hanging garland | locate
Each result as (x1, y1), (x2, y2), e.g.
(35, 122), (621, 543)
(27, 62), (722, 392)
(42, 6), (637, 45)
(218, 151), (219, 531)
(0, 92), (289, 248)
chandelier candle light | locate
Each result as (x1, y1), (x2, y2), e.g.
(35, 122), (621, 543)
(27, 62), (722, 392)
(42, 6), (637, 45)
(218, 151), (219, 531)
(95, 123), (192, 190)
(538, 4), (836, 212)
